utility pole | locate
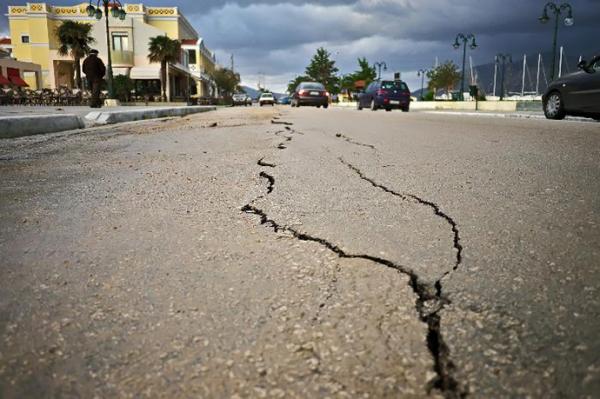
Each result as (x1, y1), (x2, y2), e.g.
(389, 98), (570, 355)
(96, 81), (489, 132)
(453, 33), (477, 101)
(231, 54), (234, 73)
(417, 69), (428, 101)
(493, 55), (498, 97)
(539, 2), (574, 81)
(496, 53), (512, 101)
(374, 62), (387, 80)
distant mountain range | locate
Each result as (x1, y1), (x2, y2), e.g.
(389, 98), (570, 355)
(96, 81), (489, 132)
(240, 85), (285, 100)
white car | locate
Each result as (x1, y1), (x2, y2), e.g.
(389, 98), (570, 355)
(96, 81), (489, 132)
(259, 92), (275, 106)
(232, 93), (252, 106)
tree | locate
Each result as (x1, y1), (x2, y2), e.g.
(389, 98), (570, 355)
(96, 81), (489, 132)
(113, 74), (133, 102)
(148, 35), (181, 101)
(427, 61), (460, 96)
(304, 47), (339, 94)
(353, 57), (377, 85)
(209, 67), (240, 97)
(56, 20), (95, 89)
(339, 57), (377, 92)
(287, 75), (310, 94)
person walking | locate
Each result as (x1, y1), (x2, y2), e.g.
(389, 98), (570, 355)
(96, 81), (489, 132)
(82, 49), (106, 108)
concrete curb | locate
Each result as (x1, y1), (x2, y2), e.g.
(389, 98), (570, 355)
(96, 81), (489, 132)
(0, 106), (217, 139)
(85, 106), (216, 125)
(0, 114), (85, 139)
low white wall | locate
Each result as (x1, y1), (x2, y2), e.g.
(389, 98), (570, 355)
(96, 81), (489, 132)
(335, 101), (517, 112)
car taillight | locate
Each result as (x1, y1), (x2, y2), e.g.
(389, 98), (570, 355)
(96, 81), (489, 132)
(325, 91), (329, 97)
(376, 89), (388, 96)
(299, 90), (307, 96)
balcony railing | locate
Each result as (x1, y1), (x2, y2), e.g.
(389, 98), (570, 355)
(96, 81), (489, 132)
(111, 50), (134, 66)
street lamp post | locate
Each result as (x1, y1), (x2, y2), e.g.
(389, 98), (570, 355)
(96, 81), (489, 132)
(539, 2), (573, 81)
(496, 54), (512, 101)
(86, 0), (127, 99)
(453, 33), (477, 101)
(417, 69), (428, 101)
(374, 61), (387, 80)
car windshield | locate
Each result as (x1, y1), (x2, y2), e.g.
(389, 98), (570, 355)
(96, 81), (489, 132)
(381, 81), (408, 90)
(261, 93), (273, 98)
(299, 83), (324, 90)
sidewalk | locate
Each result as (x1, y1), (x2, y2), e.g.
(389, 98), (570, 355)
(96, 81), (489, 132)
(422, 110), (597, 123)
(0, 105), (216, 138)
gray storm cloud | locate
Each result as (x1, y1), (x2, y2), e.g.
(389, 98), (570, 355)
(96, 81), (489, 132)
(1, 0), (598, 92)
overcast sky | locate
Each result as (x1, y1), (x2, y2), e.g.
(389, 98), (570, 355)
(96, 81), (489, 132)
(2, 0), (599, 92)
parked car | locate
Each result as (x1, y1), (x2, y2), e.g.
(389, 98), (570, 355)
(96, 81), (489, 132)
(291, 82), (329, 108)
(543, 55), (600, 120)
(259, 92), (275, 106)
(279, 96), (291, 105)
(232, 93), (252, 106)
(356, 80), (411, 112)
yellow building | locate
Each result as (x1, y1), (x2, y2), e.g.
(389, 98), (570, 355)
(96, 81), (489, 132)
(6, 2), (217, 99)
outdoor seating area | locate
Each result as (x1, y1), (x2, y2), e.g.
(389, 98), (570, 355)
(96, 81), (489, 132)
(0, 87), (225, 106)
(0, 86), (100, 106)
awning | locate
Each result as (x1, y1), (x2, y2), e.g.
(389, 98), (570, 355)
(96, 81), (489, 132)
(129, 67), (160, 80)
(112, 67), (130, 76)
(9, 75), (28, 87)
(0, 74), (11, 85)
(169, 63), (202, 81)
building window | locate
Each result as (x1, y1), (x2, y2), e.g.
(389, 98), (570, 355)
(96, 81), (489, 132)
(21, 35), (29, 43)
(111, 33), (129, 51)
(188, 49), (196, 65)
(181, 51), (188, 67)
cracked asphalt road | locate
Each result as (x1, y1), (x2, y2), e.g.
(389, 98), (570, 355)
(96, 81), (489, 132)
(1, 106), (599, 398)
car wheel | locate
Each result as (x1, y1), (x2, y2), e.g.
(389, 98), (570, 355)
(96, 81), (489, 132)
(357, 101), (363, 111)
(385, 108), (391, 112)
(370, 99), (378, 111)
(543, 91), (566, 120)
(323, 103), (328, 109)
(317, 105), (321, 108)
(401, 106), (409, 112)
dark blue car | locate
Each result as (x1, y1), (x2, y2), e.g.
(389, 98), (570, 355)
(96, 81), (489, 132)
(357, 80), (411, 112)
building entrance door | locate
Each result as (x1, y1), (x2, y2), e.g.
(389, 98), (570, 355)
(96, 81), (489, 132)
(54, 60), (75, 88)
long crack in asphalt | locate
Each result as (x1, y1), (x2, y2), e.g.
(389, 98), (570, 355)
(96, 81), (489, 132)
(339, 157), (463, 292)
(257, 157), (276, 168)
(335, 133), (377, 150)
(242, 122), (466, 397)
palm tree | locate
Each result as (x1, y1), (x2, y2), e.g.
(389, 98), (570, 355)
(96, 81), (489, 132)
(56, 21), (95, 89)
(148, 35), (181, 101)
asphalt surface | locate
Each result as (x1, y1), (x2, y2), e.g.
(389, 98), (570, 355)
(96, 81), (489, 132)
(0, 106), (598, 398)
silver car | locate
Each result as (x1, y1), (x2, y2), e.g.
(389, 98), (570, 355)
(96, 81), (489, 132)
(232, 93), (251, 106)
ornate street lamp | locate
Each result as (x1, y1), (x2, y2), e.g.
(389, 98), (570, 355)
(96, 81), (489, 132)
(539, 2), (573, 81)
(86, 0), (127, 99)
(374, 61), (387, 80)
(417, 69), (428, 101)
(496, 54), (512, 101)
(453, 33), (477, 101)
